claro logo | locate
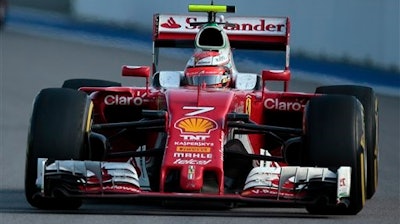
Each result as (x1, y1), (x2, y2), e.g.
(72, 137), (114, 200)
(264, 98), (306, 111)
(104, 95), (144, 106)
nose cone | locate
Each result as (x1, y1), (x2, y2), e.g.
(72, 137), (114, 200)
(180, 165), (204, 191)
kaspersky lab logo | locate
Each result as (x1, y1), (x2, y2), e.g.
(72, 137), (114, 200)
(161, 17), (181, 29)
(175, 117), (217, 134)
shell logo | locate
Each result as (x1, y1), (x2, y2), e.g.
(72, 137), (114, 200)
(175, 117), (217, 134)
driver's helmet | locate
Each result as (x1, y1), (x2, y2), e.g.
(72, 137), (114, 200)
(185, 66), (231, 87)
(184, 48), (232, 88)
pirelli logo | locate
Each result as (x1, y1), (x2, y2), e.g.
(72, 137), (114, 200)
(176, 146), (211, 153)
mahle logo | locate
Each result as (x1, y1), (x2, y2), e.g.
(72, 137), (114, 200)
(175, 117), (217, 134)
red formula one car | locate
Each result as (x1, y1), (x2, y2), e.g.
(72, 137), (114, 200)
(25, 4), (379, 215)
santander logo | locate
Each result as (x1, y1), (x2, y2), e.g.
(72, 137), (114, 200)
(161, 17), (181, 29)
(158, 15), (287, 35)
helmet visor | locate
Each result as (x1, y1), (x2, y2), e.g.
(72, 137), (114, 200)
(185, 66), (230, 87)
(187, 74), (228, 86)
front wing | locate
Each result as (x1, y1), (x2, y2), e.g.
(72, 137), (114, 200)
(35, 158), (351, 207)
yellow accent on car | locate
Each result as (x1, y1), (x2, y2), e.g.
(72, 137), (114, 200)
(360, 132), (366, 151)
(177, 117), (216, 133)
(85, 101), (94, 132)
(188, 4), (235, 13)
(245, 96), (252, 115)
(360, 153), (366, 205)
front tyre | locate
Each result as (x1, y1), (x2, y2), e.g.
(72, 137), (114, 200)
(316, 85), (378, 199)
(62, 78), (121, 90)
(304, 95), (366, 215)
(25, 88), (93, 209)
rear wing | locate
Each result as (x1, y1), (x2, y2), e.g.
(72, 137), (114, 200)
(154, 14), (290, 51)
(152, 14), (291, 72)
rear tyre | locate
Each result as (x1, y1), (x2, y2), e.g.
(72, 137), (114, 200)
(316, 85), (378, 199)
(0, 0), (7, 30)
(304, 95), (366, 215)
(25, 88), (93, 209)
(62, 78), (121, 90)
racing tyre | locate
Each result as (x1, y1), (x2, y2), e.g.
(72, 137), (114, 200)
(25, 88), (93, 209)
(304, 95), (366, 215)
(316, 85), (378, 199)
(0, 0), (6, 30)
(62, 78), (121, 90)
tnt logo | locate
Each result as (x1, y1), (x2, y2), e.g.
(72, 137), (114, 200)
(161, 17), (181, 29)
(181, 134), (210, 141)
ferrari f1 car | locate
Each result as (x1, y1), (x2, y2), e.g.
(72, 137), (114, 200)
(25, 4), (379, 215)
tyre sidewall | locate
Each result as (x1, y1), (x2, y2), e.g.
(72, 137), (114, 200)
(25, 88), (92, 209)
(316, 85), (378, 199)
(304, 95), (366, 215)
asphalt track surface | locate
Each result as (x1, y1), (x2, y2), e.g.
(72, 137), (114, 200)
(1, 24), (400, 224)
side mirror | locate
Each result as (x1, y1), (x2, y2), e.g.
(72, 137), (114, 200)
(158, 71), (184, 88)
(262, 69), (291, 92)
(122, 65), (151, 78)
(235, 73), (258, 90)
(261, 69), (291, 82)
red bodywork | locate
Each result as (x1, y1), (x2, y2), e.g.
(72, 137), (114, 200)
(80, 81), (316, 197)
(75, 12), (316, 196)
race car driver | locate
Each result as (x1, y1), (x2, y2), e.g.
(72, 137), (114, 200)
(184, 47), (234, 88)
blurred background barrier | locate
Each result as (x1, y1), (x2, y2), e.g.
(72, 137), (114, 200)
(10, 0), (400, 73)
